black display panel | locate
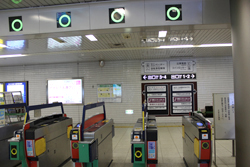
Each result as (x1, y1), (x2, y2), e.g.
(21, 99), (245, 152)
(165, 4), (182, 21)
(135, 147), (142, 161)
(57, 12), (71, 28)
(11, 145), (17, 158)
(109, 7), (125, 24)
(9, 16), (23, 32)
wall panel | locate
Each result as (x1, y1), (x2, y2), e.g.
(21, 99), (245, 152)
(0, 57), (234, 124)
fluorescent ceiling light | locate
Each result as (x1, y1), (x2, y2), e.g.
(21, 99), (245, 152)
(196, 43), (232, 47)
(0, 44), (8, 48)
(158, 31), (167, 38)
(159, 45), (194, 49)
(158, 43), (232, 49)
(0, 54), (26, 58)
(85, 35), (98, 41)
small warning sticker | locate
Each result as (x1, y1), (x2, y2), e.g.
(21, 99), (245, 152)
(72, 135), (77, 140)
(202, 134), (208, 139)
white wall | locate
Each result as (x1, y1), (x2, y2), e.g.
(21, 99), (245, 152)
(0, 56), (234, 124)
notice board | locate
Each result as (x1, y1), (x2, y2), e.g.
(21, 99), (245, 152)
(213, 93), (235, 140)
(97, 84), (122, 103)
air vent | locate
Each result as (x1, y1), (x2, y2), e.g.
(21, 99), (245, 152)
(108, 43), (125, 48)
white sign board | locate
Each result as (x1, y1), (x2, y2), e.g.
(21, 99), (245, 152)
(144, 61), (167, 73)
(170, 60), (196, 72)
(172, 85), (192, 91)
(213, 93), (235, 140)
(147, 86), (166, 92)
(141, 60), (196, 74)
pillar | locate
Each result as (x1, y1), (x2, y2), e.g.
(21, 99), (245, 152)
(230, 0), (250, 166)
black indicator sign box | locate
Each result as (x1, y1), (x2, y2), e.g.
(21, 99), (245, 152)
(165, 4), (182, 21)
(170, 84), (195, 115)
(141, 74), (196, 81)
(109, 7), (125, 24)
(11, 145), (18, 158)
(145, 85), (168, 115)
(9, 16), (23, 32)
(135, 147), (142, 161)
(57, 12), (71, 28)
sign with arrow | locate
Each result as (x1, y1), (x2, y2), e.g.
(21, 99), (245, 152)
(141, 74), (196, 81)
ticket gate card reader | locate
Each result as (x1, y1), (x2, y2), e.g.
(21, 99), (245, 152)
(9, 129), (28, 167)
(182, 113), (212, 167)
(131, 119), (146, 167)
(131, 116), (158, 167)
(70, 102), (114, 167)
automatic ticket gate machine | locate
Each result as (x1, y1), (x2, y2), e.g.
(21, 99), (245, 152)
(182, 113), (212, 167)
(0, 103), (26, 167)
(131, 104), (158, 167)
(8, 103), (73, 167)
(70, 102), (114, 167)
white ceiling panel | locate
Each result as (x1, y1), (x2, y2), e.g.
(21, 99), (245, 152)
(0, 0), (114, 10)
(0, 24), (232, 67)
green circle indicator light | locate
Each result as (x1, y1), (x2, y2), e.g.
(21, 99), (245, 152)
(167, 7), (181, 21)
(12, 19), (23, 31)
(111, 10), (125, 23)
(12, 0), (22, 4)
(59, 15), (71, 27)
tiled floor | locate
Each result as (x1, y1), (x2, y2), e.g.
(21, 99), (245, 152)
(62, 127), (235, 167)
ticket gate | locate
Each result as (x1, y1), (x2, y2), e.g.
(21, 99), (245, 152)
(0, 103), (27, 167)
(70, 102), (114, 167)
(182, 113), (212, 167)
(131, 114), (158, 167)
(8, 103), (73, 167)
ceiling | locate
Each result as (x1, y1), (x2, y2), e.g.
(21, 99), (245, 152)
(0, 0), (112, 10)
(0, 1), (232, 67)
